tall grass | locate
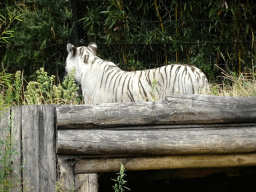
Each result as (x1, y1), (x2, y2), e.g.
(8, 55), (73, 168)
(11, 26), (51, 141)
(209, 65), (256, 97)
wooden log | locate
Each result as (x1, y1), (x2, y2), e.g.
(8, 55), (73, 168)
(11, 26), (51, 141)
(75, 153), (256, 174)
(57, 126), (256, 155)
(56, 94), (256, 129)
(11, 106), (22, 191)
(75, 173), (98, 192)
(22, 105), (40, 192)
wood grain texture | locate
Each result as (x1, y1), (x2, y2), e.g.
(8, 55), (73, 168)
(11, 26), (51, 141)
(75, 153), (256, 174)
(21, 105), (56, 192)
(22, 105), (40, 192)
(57, 157), (75, 191)
(11, 106), (22, 191)
(56, 94), (256, 129)
(57, 125), (256, 155)
(0, 108), (10, 141)
(75, 173), (98, 192)
(38, 105), (56, 192)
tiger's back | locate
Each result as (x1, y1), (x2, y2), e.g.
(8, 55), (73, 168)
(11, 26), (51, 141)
(65, 43), (209, 104)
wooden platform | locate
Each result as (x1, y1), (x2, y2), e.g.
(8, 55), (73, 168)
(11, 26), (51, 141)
(1, 94), (256, 191)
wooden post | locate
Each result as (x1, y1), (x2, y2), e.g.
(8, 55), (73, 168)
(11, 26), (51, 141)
(11, 106), (22, 191)
(21, 105), (56, 192)
(0, 105), (58, 191)
(22, 105), (40, 191)
(57, 157), (75, 191)
(0, 107), (22, 191)
(75, 173), (98, 192)
(38, 105), (56, 191)
(0, 108), (11, 187)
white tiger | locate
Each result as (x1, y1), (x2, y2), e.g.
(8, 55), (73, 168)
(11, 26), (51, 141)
(65, 42), (209, 104)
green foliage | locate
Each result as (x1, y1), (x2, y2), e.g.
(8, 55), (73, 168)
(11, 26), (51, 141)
(0, 71), (13, 89)
(55, 179), (75, 192)
(13, 71), (22, 106)
(210, 64), (256, 97)
(0, 67), (82, 109)
(207, 0), (255, 75)
(80, 0), (255, 82)
(24, 68), (56, 105)
(150, 78), (158, 101)
(128, 59), (145, 70)
(209, 84), (219, 96)
(61, 69), (82, 103)
(1, 71), (23, 107)
(0, 71), (13, 111)
(112, 164), (130, 192)
(24, 68), (81, 105)
(0, 2), (23, 45)
(1, 0), (72, 81)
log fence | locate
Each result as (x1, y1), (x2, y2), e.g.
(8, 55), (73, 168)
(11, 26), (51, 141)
(0, 94), (256, 191)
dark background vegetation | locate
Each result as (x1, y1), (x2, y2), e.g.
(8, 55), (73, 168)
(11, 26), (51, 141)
(1, 0), (255, 83)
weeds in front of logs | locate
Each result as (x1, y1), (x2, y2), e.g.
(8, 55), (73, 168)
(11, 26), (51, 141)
(112, 164), (130, 192)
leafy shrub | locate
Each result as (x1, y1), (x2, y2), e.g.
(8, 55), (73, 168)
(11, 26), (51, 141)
(24, 68), (80, 105)
(0, 67), (82, 109)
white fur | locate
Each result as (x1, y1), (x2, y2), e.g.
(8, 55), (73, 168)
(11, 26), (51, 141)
(90, 43), (97, 49)
(65, 43), (209, 104)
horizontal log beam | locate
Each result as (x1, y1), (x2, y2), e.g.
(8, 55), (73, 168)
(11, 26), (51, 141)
(57, 126), (256, 155)
(75, 153), (256, 174)
(56, 94), (256, 129)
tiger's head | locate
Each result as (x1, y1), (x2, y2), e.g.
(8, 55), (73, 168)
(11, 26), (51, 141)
(65, 42), (97, 84)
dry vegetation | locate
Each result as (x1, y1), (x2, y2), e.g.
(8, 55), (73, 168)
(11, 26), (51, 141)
(209, 65), (256, 97)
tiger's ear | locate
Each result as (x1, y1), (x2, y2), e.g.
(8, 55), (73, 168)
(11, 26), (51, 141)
(67, 43), (76, 56)
(67, 43), (73, 53)
(88, 42), (97, 55)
